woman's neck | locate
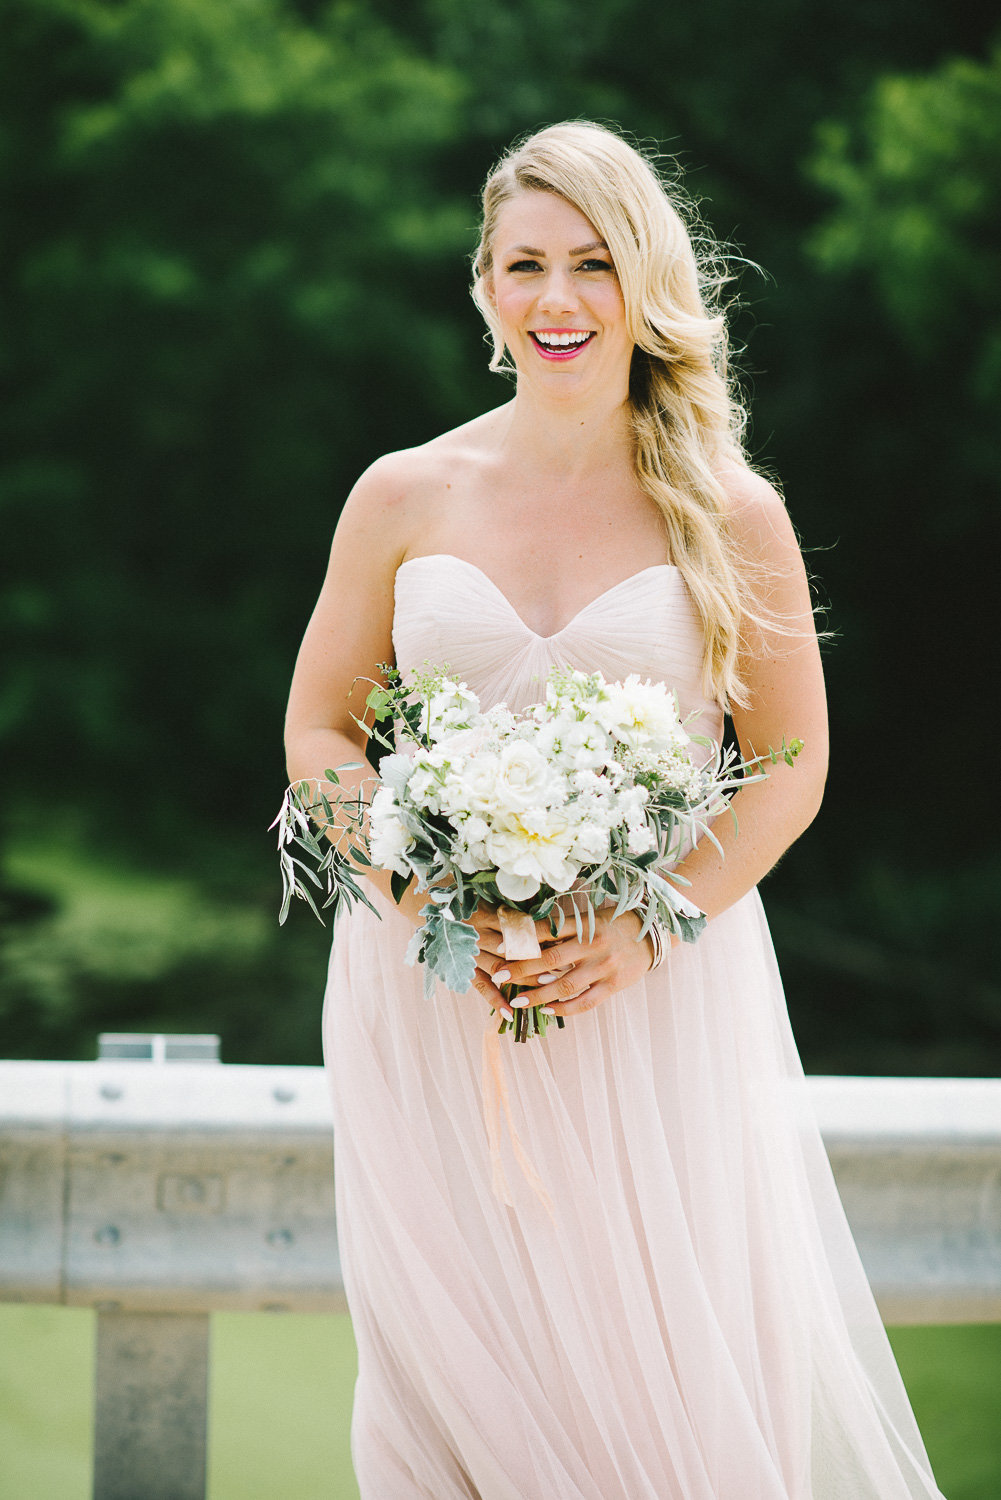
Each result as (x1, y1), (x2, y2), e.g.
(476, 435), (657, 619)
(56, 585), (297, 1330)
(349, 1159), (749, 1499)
(494, 385), (635, 483)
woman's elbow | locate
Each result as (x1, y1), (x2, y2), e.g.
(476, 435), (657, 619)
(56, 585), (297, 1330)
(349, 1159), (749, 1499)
(796, 740), (829, 834)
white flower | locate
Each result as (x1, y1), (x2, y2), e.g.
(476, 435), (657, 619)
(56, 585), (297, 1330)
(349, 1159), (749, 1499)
(617, 784), (649, 829)
(572, 820), (611, 863)
(494, 869), (543, 902)
(407, 749), (451, 813)
(486, 809), (579, 899)
(599, 676), (686, 756)
(441, 752), (501, 816)
(368, 786), (415, 875)
(438, 723), (490, 758)
(534, 715), (611, 773)
(492, 740), (563, 816)
(626, 824), (656, 855)
(425, 681), (480, 741)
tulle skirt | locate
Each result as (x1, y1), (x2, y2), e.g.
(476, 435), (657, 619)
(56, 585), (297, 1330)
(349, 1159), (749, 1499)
(322, 886), (943, 1499)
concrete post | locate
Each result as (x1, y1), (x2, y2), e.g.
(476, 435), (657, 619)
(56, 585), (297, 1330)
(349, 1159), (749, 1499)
(92, 1310), (210, 1500)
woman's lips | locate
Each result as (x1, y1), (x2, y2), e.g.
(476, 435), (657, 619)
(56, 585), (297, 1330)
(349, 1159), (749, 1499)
(529, 331), (595, 361)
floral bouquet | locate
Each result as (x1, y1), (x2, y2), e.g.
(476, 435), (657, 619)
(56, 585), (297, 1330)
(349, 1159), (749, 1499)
(274, 664), (801, 1041)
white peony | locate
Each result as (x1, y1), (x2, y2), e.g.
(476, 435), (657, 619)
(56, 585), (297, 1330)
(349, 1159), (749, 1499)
(487, 809), (579, 899)
(599, 676), (687, 756)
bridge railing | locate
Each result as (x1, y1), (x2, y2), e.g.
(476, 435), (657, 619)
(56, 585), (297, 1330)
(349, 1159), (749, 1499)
(2, 1041), (1000, 1499)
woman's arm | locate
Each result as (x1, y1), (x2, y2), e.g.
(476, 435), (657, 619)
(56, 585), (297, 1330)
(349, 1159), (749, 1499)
(283, 453), (431, 926)
(479, 471), (829, 1016)
(660, 467), (829, 920)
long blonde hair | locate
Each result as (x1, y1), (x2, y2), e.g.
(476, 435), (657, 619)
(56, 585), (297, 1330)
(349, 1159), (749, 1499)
(472, 121), (760, 708)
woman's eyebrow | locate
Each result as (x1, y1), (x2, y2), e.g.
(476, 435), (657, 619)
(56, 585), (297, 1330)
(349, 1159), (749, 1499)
(507, 241), (610, 257)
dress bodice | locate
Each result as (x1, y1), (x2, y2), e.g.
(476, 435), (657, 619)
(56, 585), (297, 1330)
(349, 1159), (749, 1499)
(392, 553), (724, 749)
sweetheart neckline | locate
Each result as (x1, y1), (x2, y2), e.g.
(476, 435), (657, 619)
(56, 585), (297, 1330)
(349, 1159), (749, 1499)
(396, 553), (680, 643)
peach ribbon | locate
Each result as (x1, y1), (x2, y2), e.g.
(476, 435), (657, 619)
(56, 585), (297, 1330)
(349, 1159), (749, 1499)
(479, 907), (555, 1218)
(481, 1020), (554, 1218)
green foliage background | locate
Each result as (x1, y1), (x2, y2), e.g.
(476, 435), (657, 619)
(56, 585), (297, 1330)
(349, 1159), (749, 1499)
(2, 0), (999, 1071)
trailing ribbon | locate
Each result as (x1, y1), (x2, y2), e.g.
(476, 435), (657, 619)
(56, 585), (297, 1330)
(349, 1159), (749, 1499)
(480, 905), (555, 1215)
(481, 1019), (554, 1219)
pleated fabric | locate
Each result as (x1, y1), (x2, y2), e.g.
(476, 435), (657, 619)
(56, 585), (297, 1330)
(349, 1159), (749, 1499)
(322, 553), (944, 1499)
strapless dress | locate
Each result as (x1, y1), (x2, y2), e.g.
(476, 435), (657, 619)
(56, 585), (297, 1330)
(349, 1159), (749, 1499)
(322, 553), (944, 1500)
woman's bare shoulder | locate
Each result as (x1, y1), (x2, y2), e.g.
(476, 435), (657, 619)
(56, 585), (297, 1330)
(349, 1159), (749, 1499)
(339, 404), (511, 533)
(714, 457), (798, 563)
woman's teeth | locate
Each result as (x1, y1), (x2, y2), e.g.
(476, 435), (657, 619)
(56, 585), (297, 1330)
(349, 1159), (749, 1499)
(532, 331), (592, 347)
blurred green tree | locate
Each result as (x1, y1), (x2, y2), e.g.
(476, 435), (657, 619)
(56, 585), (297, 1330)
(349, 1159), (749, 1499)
(2, 0), (999, 1068)
(810, 44), (1001, 447)
(1, 0), (470, 842)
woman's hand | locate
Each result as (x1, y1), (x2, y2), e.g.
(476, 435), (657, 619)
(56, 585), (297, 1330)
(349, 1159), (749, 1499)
(469, 904), (517, 1021)
(472, 903), (665, 1022)
(397, 893), (520, 1023)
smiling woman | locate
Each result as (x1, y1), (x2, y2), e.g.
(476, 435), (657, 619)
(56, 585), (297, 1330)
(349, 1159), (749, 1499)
(282, 121), (945, 1498)
(484, 198), (628, 376)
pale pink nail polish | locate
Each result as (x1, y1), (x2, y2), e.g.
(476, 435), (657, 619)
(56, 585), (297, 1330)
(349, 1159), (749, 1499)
(494, 968), (511, 985)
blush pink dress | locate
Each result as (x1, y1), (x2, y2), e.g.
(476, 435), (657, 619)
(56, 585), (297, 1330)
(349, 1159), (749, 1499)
(322, 553), (944, 1500)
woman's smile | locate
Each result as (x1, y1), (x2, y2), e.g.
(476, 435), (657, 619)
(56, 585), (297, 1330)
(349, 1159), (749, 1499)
(529, 329), (596, 360)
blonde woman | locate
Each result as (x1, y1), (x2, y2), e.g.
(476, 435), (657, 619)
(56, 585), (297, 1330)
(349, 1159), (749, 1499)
(285, 123), (944, 1499)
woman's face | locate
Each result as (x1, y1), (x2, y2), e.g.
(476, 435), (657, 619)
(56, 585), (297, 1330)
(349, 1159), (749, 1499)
(486, 191), (632, 399)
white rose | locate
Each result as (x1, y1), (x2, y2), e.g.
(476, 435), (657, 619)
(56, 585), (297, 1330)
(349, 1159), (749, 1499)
(492, 740), (562, 815)
(443, 752), (501, 816)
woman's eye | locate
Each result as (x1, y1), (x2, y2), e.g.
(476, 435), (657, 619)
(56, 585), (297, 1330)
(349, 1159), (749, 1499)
(578, 258), (614, 272)
(508, 260), (542, 273)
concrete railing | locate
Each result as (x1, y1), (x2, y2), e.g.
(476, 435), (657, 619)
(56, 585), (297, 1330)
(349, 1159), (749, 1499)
(2, 1044), (1000, 1499)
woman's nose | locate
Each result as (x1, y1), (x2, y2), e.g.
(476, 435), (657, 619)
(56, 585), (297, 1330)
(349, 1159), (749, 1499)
(537, 270), (579, 315)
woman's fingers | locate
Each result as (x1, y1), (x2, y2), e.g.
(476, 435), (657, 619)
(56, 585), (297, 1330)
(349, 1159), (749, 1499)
(495, 939), (587, 988)
(509, 963), (598, 1008)
(544, 980), (612, 1018)
(470, 964), (514, 1020)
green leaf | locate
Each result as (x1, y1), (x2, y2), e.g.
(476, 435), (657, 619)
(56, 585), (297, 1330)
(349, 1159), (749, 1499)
(419, 906), (479, 993)
(676, 912), (708, 944)
(390, 869), (412, 905)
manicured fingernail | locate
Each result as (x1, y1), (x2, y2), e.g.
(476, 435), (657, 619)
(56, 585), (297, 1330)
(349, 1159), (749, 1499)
(537, 973), (557, 984)
(501, 1005), (514, 1019)
(512, 995), (531, 1008)
(494, 968), (511, 985)
(540, 1006), (556, 1016)
(497, 942), (506, 956)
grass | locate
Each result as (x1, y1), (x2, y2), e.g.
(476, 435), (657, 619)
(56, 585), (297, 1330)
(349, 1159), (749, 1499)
(0, 1306), (359, 1500)
(2, 1305), (999, 1498)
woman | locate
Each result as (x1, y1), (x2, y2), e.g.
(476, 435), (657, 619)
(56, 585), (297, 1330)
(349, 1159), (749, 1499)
(285, 123), (944, 1499)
